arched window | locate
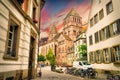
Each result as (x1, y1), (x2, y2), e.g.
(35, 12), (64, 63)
(73, 30), (76, 36)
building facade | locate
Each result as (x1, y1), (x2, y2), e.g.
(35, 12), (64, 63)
(62, 8), (83, 66)
(74, 32), (86, 61)
(0, 0), (44, 79)
(67, 45), (75, 66)
(86, 0), (120, 74)
(56, 33), (73, 66)
(39, 24), (58, 65)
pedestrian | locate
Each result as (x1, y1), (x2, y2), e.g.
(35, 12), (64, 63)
(38, 70), (42, 77)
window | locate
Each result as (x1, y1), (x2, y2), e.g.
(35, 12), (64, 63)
(4, 13), (20, 59)
(73, 17), (75, 22)
(90, 18), (93, 27)
(6, 76), (14, 80)
(32, 2), (38, 23)
(100, 28), (106, 40)
(77, 18), (79, 23)
(94, 14), (98, 24)
(0, 75), (4, 80)
(99, 9), (104, 20)
(73, 30), (76, 36)
(75, 17), (77, 22)
(103, 48), (110, 63)
(94, 32), (99, 43)
(106, 26), (110, 38)
(116, 19), (120, 33)
(96, 50), (102, 63)
(113, 45), (120, 62)
(101, 26), (110, 39)
(62, 47), (64, 52)
(33, 7), (36, 19)
(79, 62), (82, 65)
(110, 20), (120, 36)
(99, 30), (101, 41)
(68, 31), (70, 36)
(89, 52), (96, 63)
(83, 39), (86, 43)
(112, 22), (117, 35)
(89, 35), (93, 45)
(106, 1), (113, 14)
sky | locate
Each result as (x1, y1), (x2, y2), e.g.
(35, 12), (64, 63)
(40, 0), (91, 38)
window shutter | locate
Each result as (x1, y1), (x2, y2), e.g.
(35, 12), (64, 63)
(117, 19), (120, 33)
(110, 47), (115, 62)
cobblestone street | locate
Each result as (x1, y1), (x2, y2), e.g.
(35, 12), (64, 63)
(36, 66), (84, 80)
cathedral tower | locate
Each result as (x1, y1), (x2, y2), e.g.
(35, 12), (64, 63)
(63, 8), (82, 41)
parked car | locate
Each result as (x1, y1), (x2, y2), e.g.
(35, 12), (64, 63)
(73, 61), (92, 70)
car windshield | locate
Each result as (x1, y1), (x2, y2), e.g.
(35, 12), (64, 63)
(83, 62), (90, 65)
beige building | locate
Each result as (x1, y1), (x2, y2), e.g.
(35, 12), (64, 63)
(86, 0), (120, 74)
(0, 0), (44, 79)
(56, 33), (73, 66)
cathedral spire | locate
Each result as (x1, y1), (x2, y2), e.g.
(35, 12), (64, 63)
(49, 24), (58, 34)
(48, 24), (58, 41)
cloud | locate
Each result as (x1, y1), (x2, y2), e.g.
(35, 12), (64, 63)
(40, 0), (91, 38)
(40, 32), (49, 38)
(56, 22), (63, 31)
(41, 9), (51, 26)
(40, 25), (50, 33)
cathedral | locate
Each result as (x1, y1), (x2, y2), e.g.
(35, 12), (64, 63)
(39, 8), (83, 66)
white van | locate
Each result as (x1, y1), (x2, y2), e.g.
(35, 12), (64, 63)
(73, 61), (92, 70)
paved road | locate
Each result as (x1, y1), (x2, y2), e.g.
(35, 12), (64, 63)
(36, 66), (84, 80)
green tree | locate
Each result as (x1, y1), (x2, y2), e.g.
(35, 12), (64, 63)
(46, 48), (56, 70)
(78, 44), (87, 60)
(38, 54), (46, 62)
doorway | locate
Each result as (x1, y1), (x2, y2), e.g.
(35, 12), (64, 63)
(28, 36), (35, 79)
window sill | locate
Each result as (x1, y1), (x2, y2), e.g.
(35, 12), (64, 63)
(3, 56), (18, 60)
(104, 62), (111, 64)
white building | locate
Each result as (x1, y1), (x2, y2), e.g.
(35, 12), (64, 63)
(0, 0), (44, 79)
(74, 32), (86, 60)
(86, 0), (120, 74)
